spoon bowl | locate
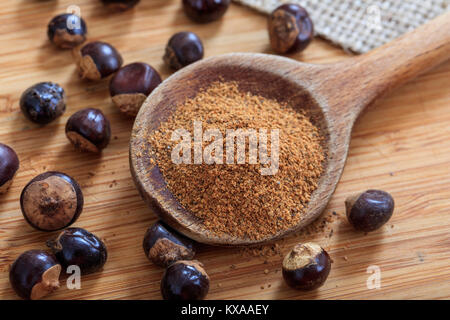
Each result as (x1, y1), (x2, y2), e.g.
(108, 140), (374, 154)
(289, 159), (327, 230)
(130, 12), (450, 245)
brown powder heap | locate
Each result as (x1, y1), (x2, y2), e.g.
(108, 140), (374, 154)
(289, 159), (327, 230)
(148, 82), (325, 240)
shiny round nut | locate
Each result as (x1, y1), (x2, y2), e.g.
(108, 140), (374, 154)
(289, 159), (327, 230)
(268, 4), (314, 54)
(47, 13), (87, 49)
(10, 250), (61, 300)
(182, 0), (231, 23)
(101, 0), (140, 11)
(74, 41), (123, 80)
(20, 82), (66, 124)
(161, 260), (209, 300)
(282, 242), (331, 291)
(143, 221), (195, 267)
(20, 171), (84, 232)
(109, 63), (162, 117)
(66, 108), (111, 153)
(0, 143), (19, 194)
(163, 32), (204, 70)
(47, 227), (107, 275)
(345, 189), (395, 232)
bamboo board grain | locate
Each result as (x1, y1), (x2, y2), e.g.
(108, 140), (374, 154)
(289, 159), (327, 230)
(0, 0), (449, 300)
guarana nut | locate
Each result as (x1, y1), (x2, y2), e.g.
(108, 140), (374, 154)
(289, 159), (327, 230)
(268, 4), (314, 54)
(182, 0), (231, 23)
(143, 221), (195, 267)
(20, 82), (66, 125)
(101, 0), (140, 11)
(20, 171), (84, 231)
(282, 242), (331, 291)
(161, 260), (209, 300)
(163, 31), (204, 70)
(9, 250), (61, 300)
(66, 108), (111, 152)
(0, 143), (19, 194)
(109, 62), (162, 117)
(345, 189), (395, 232)
(47, 227), (107, 275)
(47, 13), (87, 49)
(73, 41), (123, 80)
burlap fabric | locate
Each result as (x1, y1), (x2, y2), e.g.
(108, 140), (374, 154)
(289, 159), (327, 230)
(233, 0), (449, 53)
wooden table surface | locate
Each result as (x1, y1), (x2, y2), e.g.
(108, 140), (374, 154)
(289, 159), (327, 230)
(0, 0), (449, 300)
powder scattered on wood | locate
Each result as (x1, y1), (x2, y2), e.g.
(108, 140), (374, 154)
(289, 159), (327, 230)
(148, 81), (325, 240)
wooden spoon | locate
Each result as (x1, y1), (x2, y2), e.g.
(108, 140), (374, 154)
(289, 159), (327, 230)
(130, 12), (450, 246)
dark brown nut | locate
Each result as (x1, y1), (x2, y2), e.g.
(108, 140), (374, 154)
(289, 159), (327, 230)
(101, 0), (140, 11)
(282, 242), (331, 291)
(268, 4), (314, 54)
(47, 227), (107, 275)
(161, 260), (209, 300)
(109, 63), (162, 117)
(10, 250), (61, 300)
(345, 189), (395, 232)
(163, 32), (204, 70)
(66, 108), (111, 152)
(20, 171), (84, 232)
(73, 41), (123, 80)
(143, 221), (195, 267)
(182, 0), (231, 23)
(47, 14), (87, 49)
(20, 82), (66, 124)
(0, 143), (19, 194)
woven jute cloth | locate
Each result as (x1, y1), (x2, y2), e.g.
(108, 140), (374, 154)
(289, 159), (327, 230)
(233, 0), (449, 53)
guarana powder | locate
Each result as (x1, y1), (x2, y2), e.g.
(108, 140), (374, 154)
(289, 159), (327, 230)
(148, 82), (325, 240)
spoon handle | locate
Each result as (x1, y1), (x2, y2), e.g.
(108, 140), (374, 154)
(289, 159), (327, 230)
(325, 11), (450, 122)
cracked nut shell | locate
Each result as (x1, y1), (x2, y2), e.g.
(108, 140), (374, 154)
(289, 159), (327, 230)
(345, 189), (395, 232)
(20, 82), (66, 124)
(161, 260), (209, 300)
(47, 227), (107, 275)
(10, 250), (61, 300)
(182, 0), (230, 23)
(74, 41), (123, 80)
(282, 242), (331, 291)
(143, 221), (195, 267)
(163, 32), (204, 70)
(109, 62), (162, 117)
(268, 4), (314, 54)
(20, 171), (83, 231)
(48, 14), (87, 49)
(101, 0), (140, 11)
(0, 143), (19, 194)
(66, 108), (111, 152)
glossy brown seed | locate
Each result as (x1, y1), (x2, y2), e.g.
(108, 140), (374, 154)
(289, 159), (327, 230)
(101, 0), (140, 11)
(345, 189), (395, 232)
(47, 227), (107, 275)
(268, 4), (314, 54)
(20, 82), (66, 124)
(66, 108), (111, 152)
(48, 14), (87, 49)
(143, 221), (195, 267)
(282, 242), (331, 291)
(161, 260), (209, 300)
(182, 0), (230, 23)
(20, 171), (84, 232)
(163, 32), (204, 70)
(10, 250), (61, 300)
(0, 143), (19, 194)
(74, 41), (123, 80)
(109, 63), (162, 117)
